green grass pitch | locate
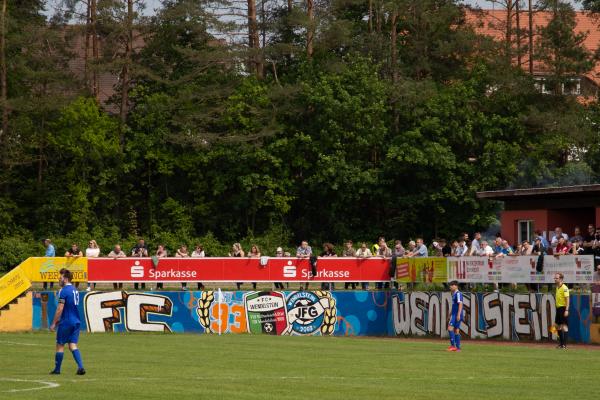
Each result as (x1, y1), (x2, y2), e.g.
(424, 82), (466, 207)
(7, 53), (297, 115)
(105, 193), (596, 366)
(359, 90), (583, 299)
(0, 333), (597, 399)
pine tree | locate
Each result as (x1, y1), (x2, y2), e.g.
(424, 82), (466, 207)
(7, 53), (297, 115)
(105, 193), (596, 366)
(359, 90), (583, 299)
(536, 0), (595, 94)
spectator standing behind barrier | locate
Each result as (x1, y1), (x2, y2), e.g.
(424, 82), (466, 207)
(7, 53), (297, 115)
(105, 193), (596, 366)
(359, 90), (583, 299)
(455, 239), (468, 257)
(569, 227), (583, 247)
(131, 238), (149, 257)
(177, 245), (191, 290)
(108, 245), (126, 289)
(342, 241), (357, 290)
(450, 240), (459, 256)
(411, 239), (428, 257)
(131, 239), (148, 290)
(551, 227), (569, 254)
(554, 237), (571, 255)
(432, 241), (443, 257)
(176, 245), (189, 258)
(461, 232), (471, 250)
(85, 240), (100, 291)
(192, 245), (205, 258)
(43, 239), (56, 289)
(468, 232), (481, 256)
(520, 240), (533, 256)
(230, 243), (245, 290)
(582, 225), (596, 255)
(479, 241), (494, 257)
(274, 247), (285, 290)
(406, 241), (416, 256)
(514, 243), (523, 256)
(534, 230), (550, 249)
(190, 244), (205, 290)
(570, 241), (584, 255)
(532, 238), (545, 255)
(248, 245), (260, 290)
(440, 239), (452, 257)
(376, 239), (392, 289)
(493, 237), (503, 255)
(393, 240), (405, 257)
(65, 243), (83, 258)
(356, 242), (371, 290)
(320, 243), (337, 290)
(498, 240), (514, 256)
(296, 241), (312, 291)
(65, 244), (83, 289)
(155, 245), (168, 290)
(593, 228), (600, 270)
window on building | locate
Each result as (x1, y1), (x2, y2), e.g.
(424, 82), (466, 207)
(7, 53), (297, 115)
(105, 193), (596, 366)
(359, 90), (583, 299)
(518, 220), (534, 244)
(534, 77), (581, 96)
(562, 78), (581, 96)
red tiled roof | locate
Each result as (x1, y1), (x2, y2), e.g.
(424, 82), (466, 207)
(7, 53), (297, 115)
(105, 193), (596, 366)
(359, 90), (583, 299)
(466, 9), (600, 87)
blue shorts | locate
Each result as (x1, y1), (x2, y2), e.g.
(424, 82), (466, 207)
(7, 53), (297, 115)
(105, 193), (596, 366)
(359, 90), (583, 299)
(56, 323), (80, 345)
(449, 315), (462, 328)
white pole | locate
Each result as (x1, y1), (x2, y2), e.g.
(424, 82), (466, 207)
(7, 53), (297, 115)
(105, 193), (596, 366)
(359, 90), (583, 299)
(218, 288), (222, 336)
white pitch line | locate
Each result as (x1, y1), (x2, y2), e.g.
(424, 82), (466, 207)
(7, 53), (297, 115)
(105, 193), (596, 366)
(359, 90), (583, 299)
(0, 340), (43, 347)
(0, 378), (60, 393)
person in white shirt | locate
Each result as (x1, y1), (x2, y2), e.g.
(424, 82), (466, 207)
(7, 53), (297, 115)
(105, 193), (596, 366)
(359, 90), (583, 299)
(191, 244), (205, 257)
(108, 245), (126, 290)
(356, 243), (371, 290)
(85, 240), (100, 291)
(189, 245), (205, 290)
(479, 240), (494, 256)
(455, 239), (469, 256)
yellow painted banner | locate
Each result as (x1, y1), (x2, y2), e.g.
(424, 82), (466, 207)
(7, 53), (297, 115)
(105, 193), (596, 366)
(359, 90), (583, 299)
(396, 257), (447, 283)
(0, 266), (32, 309)
(20, 257), (88, 283)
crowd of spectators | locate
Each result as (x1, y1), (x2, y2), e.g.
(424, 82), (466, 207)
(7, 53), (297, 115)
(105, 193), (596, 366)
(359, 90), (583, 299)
(40, 224), (600, 291)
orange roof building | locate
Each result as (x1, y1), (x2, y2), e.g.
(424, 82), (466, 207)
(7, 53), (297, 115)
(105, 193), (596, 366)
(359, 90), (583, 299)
(467, 8), (600, 98)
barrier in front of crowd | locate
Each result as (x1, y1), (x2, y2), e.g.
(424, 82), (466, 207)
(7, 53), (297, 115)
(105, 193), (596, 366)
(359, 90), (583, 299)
(86, 257), (391, 283)
(18, 257), (88, 283)
(8, 255), (597, 285)
(29, 289), (593, 343)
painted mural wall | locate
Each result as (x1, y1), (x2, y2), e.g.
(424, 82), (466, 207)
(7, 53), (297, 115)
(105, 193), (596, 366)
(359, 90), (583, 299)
(32, 291), (591, 343)
(33, 290), (392, 337)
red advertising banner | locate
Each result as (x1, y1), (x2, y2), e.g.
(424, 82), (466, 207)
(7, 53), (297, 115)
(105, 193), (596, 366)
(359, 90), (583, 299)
(87, 257), (391, 282)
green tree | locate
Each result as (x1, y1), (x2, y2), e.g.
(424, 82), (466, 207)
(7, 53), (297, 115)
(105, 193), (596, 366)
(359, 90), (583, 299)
(536, 0), (595, 95)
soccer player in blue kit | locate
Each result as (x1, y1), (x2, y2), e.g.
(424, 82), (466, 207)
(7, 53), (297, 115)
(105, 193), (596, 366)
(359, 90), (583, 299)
(50, 269), (86, 375)
(447, 280), (463, 352)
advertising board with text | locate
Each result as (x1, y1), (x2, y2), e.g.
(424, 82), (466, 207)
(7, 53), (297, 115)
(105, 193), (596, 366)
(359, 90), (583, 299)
(87, 257), (391, 282)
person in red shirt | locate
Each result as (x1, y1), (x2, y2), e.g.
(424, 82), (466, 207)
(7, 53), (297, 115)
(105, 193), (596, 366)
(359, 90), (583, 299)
(554, 237), (572, 255)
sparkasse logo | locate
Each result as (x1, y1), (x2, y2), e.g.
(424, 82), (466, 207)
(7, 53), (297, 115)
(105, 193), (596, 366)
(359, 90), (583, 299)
(131, 261), (144, 278)
(283, 261), (296, 278)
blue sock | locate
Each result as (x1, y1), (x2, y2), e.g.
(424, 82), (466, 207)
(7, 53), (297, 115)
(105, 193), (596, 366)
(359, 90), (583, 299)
(455, 332), (461, 349)
(72, 349), (84, 369)
(448, 331), (455, 346)
(54, 352), (64, 372)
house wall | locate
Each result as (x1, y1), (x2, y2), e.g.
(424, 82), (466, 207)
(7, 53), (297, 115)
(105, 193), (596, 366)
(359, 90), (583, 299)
(500, 209), (548, 244)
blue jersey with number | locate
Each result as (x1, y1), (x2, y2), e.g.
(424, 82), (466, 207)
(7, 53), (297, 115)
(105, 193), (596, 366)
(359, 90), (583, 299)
(451, 290), (463, 317)
(58, 284), (80, 326)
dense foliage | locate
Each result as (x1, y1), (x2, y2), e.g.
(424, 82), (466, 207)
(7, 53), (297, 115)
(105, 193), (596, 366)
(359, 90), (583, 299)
(0, 0), (599, 268)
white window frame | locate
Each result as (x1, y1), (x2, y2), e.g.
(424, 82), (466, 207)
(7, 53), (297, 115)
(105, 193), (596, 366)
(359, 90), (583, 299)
(518, 220), (534, 244)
